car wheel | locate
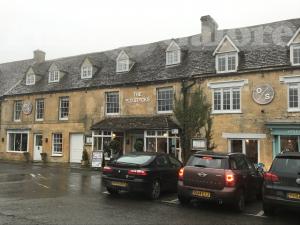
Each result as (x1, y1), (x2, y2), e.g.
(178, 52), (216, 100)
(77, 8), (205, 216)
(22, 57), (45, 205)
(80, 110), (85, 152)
(263, 202), (275, 216)
(106, 187), (119, 195)
(178, 194), (190, 205)
(234, 190), (245, 212)
(148, 180), (161, 200)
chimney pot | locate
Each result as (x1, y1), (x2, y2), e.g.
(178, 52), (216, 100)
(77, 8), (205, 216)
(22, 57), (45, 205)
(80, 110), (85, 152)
(33, 50), (46, 63)
(201, 15), (218, 43)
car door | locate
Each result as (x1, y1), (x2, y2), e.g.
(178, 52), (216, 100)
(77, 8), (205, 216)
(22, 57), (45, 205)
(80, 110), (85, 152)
(155, 155), (173, 191)
(235, 156), (253, 198)
(245, 157), (261, 197)
(168, 155), (183, 188)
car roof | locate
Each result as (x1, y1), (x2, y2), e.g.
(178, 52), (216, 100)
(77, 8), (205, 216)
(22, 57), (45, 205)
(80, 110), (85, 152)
(276, 151), (300, 158)
(124, 152), (166, 157)
(194, 151), (245, 158)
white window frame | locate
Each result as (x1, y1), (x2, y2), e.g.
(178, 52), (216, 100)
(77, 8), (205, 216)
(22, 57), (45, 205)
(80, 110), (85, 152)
(116, 59), (129, 73)
(208, 80), (248, 114)
(81, 66), (93, 79)
(216, 52), (238, 73)
(6, 130), (29, 153)
(35, 99), (44, 121)
(290, 44), (300, 66)
(48, 70), (60, 83)
(52, 133), (63, 156)
(157, 87), (174, 114)
(26, 73), (35, 85)
(280, 75), (300, 112)
(166, 50), (181, 66)
(14, 100), (22, 122)
(59, 97), (69, 120)
(228, 139), (261, 164)
(105, 92), (120, 115)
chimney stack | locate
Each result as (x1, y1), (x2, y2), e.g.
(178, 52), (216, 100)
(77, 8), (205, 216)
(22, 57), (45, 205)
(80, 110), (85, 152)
(33, 50), (46, 63)
(201, 15), (218, 43)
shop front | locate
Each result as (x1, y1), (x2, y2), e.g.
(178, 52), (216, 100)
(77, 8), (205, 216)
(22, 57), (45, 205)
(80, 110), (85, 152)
(266, 121), (300, 158)
(91, 116), (181, 161)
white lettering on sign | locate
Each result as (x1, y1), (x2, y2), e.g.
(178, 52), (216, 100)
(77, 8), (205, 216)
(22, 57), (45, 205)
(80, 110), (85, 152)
(125, 92), (151, 104)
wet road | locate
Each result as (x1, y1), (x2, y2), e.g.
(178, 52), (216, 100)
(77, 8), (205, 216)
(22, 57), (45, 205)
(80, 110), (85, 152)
(0, 161), (298, 225)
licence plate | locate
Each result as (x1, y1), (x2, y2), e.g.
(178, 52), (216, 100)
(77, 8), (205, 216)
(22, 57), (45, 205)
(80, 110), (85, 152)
(192, 190), (211, 198)
(287, 192), (300, 200)
(111, 181), (128, 188)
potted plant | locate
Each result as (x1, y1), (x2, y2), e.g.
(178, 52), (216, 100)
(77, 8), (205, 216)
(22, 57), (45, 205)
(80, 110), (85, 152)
(23, 152), (30, 162)
(109, 139), (121, 159)
(81, 148), (89, 167)
(40, 152), (47, 163)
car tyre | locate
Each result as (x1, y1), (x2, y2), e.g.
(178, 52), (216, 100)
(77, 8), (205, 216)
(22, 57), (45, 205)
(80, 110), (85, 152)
(263, 202), (275, 216)
(148, 180), (161, 200)
(178, 194), (190, 205)
(107, 187), (119, 195)
(234, 190), (245, 212)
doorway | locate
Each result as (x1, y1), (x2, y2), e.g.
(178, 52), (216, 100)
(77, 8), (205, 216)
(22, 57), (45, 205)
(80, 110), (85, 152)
(34, 134), (43, 161)
(131, 133), (144, 152)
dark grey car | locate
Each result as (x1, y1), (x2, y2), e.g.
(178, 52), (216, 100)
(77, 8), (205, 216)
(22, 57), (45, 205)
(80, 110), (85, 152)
(263, 152), (300, 216)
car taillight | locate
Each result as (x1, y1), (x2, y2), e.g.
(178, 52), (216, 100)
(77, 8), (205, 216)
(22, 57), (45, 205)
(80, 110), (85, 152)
(225, 170), (235, 187)
(264, 172), (279, 182)
(103, 166), (113, 173)
(178, 168), (184, 181)
(128, 169), (148, 176)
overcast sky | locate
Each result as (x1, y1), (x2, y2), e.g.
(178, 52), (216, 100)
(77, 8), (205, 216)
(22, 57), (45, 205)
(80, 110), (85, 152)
(0, 0), (299, 63)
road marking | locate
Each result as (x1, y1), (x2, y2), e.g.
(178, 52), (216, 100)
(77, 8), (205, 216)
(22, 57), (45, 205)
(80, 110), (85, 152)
(37, 174), (47, 179)
(255, 210), (265, 217)
(102, 191), (109, 195)
(161, 198), (179, 205)
(244, 212), (266, 218)
(30, 173), (50, 189)
(30, 174), (36, 178)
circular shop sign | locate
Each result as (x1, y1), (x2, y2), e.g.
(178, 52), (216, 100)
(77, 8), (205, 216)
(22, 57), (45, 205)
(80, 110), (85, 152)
(252, 84), (275, 105)
(22, 102), (33, 115)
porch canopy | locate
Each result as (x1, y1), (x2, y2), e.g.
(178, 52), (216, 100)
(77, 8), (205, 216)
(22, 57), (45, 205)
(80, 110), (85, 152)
(91, 116), (180, 131)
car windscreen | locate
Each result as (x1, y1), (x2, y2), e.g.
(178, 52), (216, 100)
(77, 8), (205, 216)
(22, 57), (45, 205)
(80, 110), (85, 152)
(187, 155), (225, 169)
(116, 155), (154, 165)
(272, 157), (300, 175)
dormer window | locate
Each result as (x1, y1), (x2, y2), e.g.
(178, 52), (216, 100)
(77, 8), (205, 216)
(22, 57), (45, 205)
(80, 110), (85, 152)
(287, 27), (300, 66)
(81, 58), (93, 79)
(166, 41), (181, 66)
(81, 66), (92, 79)
(116, 51), (130, 73)
(291, 44), (300, 66)
(49, 70), (60, 83)
(216, 53), (238, 73)
(25, 67), (36, 85)
(213, 35), (239, 73)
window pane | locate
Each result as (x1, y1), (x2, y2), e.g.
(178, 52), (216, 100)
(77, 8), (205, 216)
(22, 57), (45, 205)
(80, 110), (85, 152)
(232, 89), (240, 110)
(213, 90), (221, 110)
(231, 140), (243, 153)
(53, 133), (62, 154)
(157, 138), (167, 153)
(245, 140), (258, 164)
(293, 47), (300, 65)
(289, 86), (299, 109)
(157, 88), (173, 112)
(36, 99), (44, 120)
(218, 56), (226, 72)
(227, 55), (236, 71)
(223, 89), (231, 110)
(14, 101), (22, 121)
(146, 138), (156, 152)
(59, 97), (69, 119)
(106, 92), (119, 114)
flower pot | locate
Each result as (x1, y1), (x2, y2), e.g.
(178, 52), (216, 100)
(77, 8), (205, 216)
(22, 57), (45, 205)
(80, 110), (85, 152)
(23, 152), (30, 162)
(40, 153), (47, 163)
(81, 160), (89, 167)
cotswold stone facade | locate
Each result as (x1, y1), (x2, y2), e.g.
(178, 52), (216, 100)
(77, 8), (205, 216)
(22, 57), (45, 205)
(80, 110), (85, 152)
(0, 16), (300, 168)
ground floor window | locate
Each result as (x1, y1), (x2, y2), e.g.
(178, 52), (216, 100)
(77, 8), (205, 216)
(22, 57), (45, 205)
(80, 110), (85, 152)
(7, 131), (29, 152)
(52, 133), (63, 155)
(229, 139), (259, 164)
(280, 136), (299, 152)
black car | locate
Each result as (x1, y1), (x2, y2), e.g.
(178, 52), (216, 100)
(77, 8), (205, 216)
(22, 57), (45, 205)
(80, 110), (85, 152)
(178, 152), (263, 212)
(102, 152), (182, 200)
(263, 152), (300, 216)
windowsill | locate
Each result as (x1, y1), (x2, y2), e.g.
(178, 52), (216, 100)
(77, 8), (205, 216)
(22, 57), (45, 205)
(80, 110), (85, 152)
(291, 63), (300, 66)
(81, 76), (93, 79)
(48, 81), (59, 83)
(14, 120), (21, 122)
(6, 151), (28, 153)
(51, 154), (63, 157)
(288, 109), (300, 113)
(166, 63), (180, 67)
(106, 113), (120, 116)
(157, 111), (173, 114)
(212, 110), (242, 114)
(216, 70), (238, 74)
(59, 118), (69, 121)
(35, 119), (44, 122)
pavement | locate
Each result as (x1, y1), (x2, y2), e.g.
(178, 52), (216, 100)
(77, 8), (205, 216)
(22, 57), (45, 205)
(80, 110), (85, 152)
(0, 160), (298, 225)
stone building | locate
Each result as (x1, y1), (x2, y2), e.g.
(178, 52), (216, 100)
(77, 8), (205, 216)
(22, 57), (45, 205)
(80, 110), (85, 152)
(0, 16), (300, 168)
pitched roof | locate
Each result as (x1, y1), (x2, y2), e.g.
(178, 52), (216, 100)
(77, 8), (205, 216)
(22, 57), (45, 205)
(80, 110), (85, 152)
(1, 18), (300, 97)
(90, 115), (180, 131)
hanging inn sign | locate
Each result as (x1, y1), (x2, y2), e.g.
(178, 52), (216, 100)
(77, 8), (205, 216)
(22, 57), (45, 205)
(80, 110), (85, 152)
(125, 91), (151, 104)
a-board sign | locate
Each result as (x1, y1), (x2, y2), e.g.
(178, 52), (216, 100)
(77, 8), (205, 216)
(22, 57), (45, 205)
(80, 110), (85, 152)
(91, 151), (103, 168)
